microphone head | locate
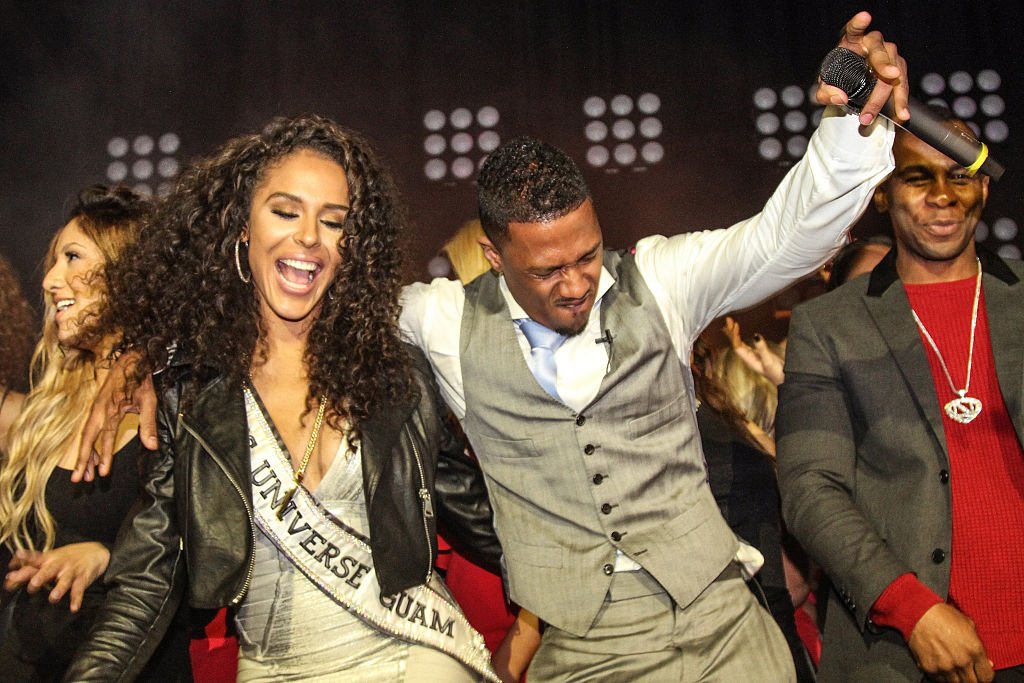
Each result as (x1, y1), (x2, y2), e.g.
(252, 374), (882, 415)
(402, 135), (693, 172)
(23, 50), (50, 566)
(819, 47), (877, 110)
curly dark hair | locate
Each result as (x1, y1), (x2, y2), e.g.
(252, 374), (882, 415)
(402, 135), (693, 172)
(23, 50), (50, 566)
(0, 255), (35, 392)
(104, 114), (411, 434)
(476, 136), (590, 246)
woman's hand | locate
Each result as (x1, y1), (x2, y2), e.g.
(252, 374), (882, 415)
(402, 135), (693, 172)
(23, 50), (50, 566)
(5, 542), (111, 612)
(722, 317), (785, 386)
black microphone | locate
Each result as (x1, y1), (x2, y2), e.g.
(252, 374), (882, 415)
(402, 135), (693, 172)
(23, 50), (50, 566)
(819, 47), (1005, 180)
(595, 329), (614, 346)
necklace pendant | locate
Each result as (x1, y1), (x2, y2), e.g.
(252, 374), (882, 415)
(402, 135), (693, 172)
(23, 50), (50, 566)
(276, 485), (298, 520)
(944, 393), (982, 424)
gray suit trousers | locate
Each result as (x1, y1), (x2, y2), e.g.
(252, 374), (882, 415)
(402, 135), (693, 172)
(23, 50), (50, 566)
(527, 564), (795, 682)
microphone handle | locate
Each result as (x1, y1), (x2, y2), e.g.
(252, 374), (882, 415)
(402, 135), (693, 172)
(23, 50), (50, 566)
(818, 47), (1004, 180)
(884, 98), (1004, 180)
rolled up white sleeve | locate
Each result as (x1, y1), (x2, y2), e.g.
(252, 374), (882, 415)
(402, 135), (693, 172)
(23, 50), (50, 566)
(636, 106), (895, 352)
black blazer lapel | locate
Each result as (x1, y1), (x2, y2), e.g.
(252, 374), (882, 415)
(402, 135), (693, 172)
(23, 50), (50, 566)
(862, 283), (950, 461)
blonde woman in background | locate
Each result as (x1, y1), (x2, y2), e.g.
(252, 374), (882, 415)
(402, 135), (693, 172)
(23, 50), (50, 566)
(0, 254), (36, 451)
(441, 219), (492, 284)
(717, 318), (824, 674)
(0, 186), (188, 681)
(716, 320), (783, 456)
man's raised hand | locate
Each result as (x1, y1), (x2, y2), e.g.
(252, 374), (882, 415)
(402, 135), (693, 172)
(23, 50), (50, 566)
(72, 352), (158, 482)
(816, 11), (909, 127)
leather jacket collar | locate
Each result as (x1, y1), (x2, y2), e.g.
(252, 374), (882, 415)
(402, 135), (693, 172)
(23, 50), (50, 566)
(179, 372), (419, 513)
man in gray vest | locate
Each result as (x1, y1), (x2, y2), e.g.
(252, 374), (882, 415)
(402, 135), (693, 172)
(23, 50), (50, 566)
(398, 14), (907, 680)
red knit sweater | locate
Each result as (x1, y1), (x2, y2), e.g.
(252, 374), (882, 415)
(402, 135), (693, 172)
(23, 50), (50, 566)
(871, 276), (1024, 669)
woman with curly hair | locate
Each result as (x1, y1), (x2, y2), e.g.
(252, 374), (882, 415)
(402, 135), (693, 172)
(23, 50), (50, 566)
(0, 186), (183, 680)
(65, 114), (501, 683)
(0, 254), (36, 448)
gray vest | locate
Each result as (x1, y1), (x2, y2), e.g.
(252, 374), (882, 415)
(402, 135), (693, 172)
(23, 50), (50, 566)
(460, 250), (738, 635)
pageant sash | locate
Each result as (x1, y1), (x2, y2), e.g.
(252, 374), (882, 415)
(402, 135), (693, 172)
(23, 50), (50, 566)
(243, 389), (499, 682)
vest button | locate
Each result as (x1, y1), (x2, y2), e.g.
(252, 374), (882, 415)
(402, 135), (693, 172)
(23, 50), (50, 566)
(610, 531), (622, 542)
(601, 503), (613, 514)
(575, 414), (586, 427)
(584, 444), (596, 455)
(931, 548), (946, 563)
(602, 563), (614, 575)
(939, 469), (950, 483)
(592, 474), (604, 485)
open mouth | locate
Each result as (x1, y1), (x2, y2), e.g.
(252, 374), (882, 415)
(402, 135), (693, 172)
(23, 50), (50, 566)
(277, 258), (321, 286)
(54, 298), (75, 318)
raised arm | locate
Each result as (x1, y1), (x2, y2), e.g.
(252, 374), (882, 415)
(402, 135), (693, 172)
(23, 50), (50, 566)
(722, 317), (785, 386)
(636, 13), (905, 347)
(637, 111), (893, 346)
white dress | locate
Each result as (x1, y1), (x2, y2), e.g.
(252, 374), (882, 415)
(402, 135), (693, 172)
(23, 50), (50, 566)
(234, 441), (412, 682)
(234, 404), (479, 683)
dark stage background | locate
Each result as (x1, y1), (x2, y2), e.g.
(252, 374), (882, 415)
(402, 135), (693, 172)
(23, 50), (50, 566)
(2, 1), (1021, 339)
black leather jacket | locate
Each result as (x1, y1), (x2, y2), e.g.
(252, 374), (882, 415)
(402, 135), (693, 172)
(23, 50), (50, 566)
(64, 345), (500, 682)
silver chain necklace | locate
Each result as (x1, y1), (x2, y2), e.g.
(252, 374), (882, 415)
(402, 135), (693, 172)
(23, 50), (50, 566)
(909, 259), (983, 425)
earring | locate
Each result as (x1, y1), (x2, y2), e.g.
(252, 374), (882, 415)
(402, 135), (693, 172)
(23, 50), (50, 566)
(234, 237), (251, 283)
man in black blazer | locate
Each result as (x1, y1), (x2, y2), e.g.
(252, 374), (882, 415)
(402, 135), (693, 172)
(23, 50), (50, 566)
(778, 112), (1024, 683)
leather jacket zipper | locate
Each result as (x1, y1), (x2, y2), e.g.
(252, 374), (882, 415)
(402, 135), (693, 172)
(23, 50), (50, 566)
(405, 423), (434, 585)
(180, 417), (256, 605)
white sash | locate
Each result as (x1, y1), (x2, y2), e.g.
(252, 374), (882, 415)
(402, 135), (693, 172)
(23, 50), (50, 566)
(244, 388), (499, 682)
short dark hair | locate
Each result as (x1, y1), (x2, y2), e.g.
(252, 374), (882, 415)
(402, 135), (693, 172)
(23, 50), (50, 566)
(826, 235), (892, 291)
(476, 136), (590, 246)
(68, 184), (150, 232)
